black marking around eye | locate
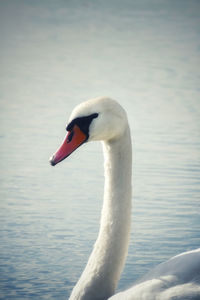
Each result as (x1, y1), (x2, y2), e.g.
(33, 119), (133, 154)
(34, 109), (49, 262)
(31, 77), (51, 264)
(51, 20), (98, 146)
(66, 113), (98, 140)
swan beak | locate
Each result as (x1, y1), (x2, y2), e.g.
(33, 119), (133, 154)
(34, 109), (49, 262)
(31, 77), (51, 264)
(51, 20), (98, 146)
(49, 125), (87, 166)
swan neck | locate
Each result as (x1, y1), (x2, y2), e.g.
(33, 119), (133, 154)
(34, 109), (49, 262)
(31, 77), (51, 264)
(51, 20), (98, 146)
(69, 127), (132, 300)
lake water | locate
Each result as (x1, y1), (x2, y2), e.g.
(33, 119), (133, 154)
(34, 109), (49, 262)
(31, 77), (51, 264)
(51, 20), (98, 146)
(0, 0), (200, 299)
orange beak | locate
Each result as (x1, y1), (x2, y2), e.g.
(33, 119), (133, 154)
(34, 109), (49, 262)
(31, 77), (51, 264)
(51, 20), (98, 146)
(50, 125), (87, 166)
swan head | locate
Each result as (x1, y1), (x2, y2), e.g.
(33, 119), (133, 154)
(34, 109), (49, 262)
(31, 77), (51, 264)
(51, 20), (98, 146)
(50, 96), (128, 166)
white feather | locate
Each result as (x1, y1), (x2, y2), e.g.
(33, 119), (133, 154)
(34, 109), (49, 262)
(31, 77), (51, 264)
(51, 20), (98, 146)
(55, 97), (200, 300)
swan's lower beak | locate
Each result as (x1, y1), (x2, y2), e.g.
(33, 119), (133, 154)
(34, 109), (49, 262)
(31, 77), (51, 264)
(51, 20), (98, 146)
(49, 125), (87, 166)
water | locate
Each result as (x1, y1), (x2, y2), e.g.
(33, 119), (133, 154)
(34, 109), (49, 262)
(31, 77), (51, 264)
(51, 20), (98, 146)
(0, 0), (200, 299)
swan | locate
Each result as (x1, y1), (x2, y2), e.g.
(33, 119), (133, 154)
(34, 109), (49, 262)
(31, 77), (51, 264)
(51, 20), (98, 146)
(50, 96), (200, 300)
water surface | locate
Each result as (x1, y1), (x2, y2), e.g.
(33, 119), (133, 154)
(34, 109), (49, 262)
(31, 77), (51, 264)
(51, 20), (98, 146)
(0, 0), (200, 299)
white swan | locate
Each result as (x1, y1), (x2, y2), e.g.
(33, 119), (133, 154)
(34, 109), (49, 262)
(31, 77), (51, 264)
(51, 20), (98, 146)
(50, 97), (200, 300)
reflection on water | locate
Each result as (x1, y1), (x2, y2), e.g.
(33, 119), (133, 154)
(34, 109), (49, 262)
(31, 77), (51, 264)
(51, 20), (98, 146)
(0, 0), (200, 299)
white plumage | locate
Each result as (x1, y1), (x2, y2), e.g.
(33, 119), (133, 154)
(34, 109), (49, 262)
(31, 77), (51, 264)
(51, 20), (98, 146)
(50, 97), (200, 300)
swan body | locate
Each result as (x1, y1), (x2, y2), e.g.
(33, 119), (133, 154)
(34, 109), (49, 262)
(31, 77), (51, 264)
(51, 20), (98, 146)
(50, 96), (200, 300)
(110, 248), (200, 300)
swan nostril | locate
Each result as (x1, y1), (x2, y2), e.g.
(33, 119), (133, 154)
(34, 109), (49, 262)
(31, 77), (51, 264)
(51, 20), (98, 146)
(67, 131), (74, 143)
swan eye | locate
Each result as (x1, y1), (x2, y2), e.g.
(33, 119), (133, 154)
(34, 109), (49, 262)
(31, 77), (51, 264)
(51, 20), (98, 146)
(66, 113), (99, 138)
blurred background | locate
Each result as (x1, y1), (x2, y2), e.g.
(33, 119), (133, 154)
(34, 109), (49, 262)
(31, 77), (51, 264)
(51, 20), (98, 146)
(0, 0), (200, 299)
